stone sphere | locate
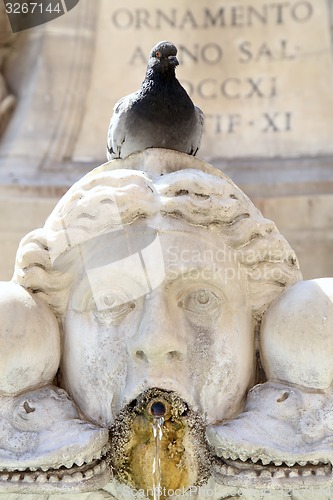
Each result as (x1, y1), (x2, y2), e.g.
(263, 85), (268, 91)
(0, 281), (60, 395)
(260, 278), (333, 390)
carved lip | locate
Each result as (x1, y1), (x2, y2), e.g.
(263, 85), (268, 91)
(0, 444), (111, 493)
(213, 456), (333, 488)
(208, 429), (333, 487)
(120, 378), (198, 415)
(126, 388), (189, 418)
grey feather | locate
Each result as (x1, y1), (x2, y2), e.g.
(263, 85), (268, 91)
(107, 41), (204, 160)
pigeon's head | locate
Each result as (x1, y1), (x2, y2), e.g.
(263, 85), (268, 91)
(148, 41), (179, 74)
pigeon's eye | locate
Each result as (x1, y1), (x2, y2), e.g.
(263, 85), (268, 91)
(155, 51), (161, 58)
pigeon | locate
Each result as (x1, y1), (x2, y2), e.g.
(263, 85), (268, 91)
(107, 41), (204, 160)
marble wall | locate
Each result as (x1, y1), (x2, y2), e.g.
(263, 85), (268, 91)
(0, 0), (332, 280)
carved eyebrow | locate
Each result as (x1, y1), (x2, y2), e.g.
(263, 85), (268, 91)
(163, 269), (226, 293)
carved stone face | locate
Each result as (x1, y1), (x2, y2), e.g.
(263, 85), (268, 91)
(62, 217), (255, 427)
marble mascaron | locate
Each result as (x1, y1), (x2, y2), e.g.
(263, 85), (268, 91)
(0, 149), (332, 499)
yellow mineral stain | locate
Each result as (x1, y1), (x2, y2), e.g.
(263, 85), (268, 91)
(110, 391), (209, 499)
(126, 402), (191, 499)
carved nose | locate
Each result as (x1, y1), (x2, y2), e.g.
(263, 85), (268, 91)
(133, 346), (184, 364)
(128, 324), (186, 364)
(129, 330), (186, 363)
(128, 294), (187, 364)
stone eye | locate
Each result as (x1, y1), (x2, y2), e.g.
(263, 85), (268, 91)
(196, 290), (210, 305)
(93, 291), (128, 312)
(92, 290), (136, 324)
(178, 288), (222, 319)
(101, 294), (117, 308)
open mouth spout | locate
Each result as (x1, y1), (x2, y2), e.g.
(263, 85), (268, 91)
(109, 388), (211, 498)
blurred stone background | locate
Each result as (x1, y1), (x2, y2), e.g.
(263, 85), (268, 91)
(0, 0), (332, 280)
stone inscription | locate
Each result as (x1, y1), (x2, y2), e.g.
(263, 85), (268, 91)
(73, 0), (333, 161)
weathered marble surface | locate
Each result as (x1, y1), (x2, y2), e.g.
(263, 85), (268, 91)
(0, 150), (332, 498)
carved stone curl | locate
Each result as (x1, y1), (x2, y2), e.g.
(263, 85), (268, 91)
(0, 150), (332, 499)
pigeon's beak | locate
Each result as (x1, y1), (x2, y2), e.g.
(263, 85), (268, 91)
(168, 55), (179, 67)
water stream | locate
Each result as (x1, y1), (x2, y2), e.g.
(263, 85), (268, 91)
(152, 416), (164, 500)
